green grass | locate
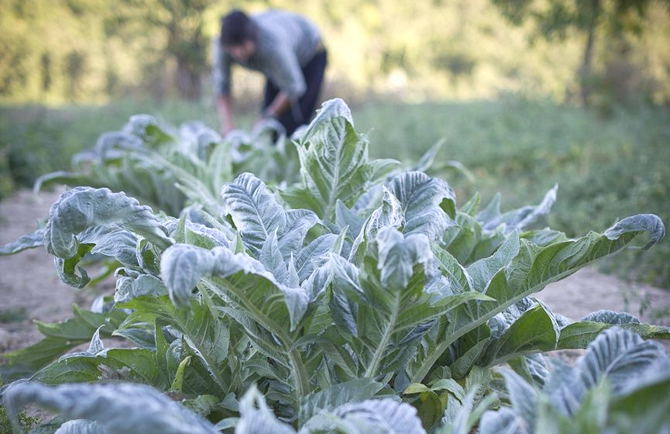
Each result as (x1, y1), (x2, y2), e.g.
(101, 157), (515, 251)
(1, 96), (668, 287)
(0, 402), (38, 433)
(0, 307), (27, 324)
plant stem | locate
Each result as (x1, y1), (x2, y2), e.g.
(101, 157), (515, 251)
(410, 269), (579, 384)
(364, 293), (400, 378)
(168, 297), (229, 393)
(203, 278), (311, 401)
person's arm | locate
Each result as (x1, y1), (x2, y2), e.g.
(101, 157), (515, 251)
(263, 91), (291, 119)
(212, 40), (234, 135)
(217, 94), (235, 135)
(256, 47), (305, 126)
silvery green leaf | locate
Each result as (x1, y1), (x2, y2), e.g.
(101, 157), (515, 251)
(160, 244), (216, 306)
(161, 243), (266, 306)
(604, 363), (670, 434)
(252, 116), (286, 141)
(387, 171), (456, 240)
(354, 185), (384, 215)
(603, 214), (665, 249)
(55, 420), (108, 434)
(581, 327), (668, 391)
(297, 234), (339, 281)
(236, 385), (297, 434)
(45, 187), (172, 261)
(87, 328), (105, 355)
(479, 185), (558, 233)
(411, 214), (664, 385)
(207, 140), (233, 193)
(196, 124), (222, 150)
(431, 243), (474, 293)
(438, 386), (496, 434)
(476, 194), (502, 228)
(330, 283), (360, 337)
(301, 399), (426, 434)
(526, 354), (551, 385)
(466, 231), (520, 292)
(182, 220), (231, 249)
(365, 187), (404, 242)
(260, 230), (288, 283)
(298, 378), (384, 425)
(298, 98), (354, 143)
(482, 304), (560, 366)
(283, 100), (399, 220)
(556, 318), (669, 350)
(33, 171), (94, 195)
(178, 120), (210, 150)
(121, 296), (229, 393)
(508, 354), (551, 388)
(221, 172), (286, 254)
(377, 228), (432, 291)
(95, 131), (144, 158)
(3, 382), (217, 434)
(275, 281), (311, 332)
(136, 237), (161, 276)
(478, 407), (526, 434)
(581, 310), (640, 325)
(615, 359), (670, 398)
(500, 369), (538, 428)
(165, 243), (309, 330)
(336, 200), (366, 239)
(520, 229), (568, 247)
(0, 227), (45, 255)
(72, 147), (100, 164)
(278, 209), (319, 260)
(218, 306), (288, 366)
(114, 273), (167, 303)
(553, 327), (667, 415)
(287, 255), (300, 288)
(302, 256), (337, 302)
(78, 226), (139, 268)
(330, 254), (364, 296)
(123, 114), (174, 146)
(1, 305), (127, 379)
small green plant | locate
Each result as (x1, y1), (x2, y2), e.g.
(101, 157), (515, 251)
(0, 308), (27, 324)
(0, 400), (38, 433)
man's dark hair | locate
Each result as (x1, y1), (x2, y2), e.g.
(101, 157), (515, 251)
(220, 10), (257, 46)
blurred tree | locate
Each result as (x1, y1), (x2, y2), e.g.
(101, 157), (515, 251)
(112, 0), (215, 100)
(1, 0), (668, 103)
(492, 0), (670, 105)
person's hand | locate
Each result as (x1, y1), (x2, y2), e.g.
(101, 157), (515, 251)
(252, 116), (269, 131)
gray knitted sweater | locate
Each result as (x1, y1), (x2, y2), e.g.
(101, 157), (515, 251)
(212, 10), (322, 99)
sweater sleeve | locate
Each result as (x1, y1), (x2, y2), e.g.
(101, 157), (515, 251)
(265, 45), (307, 99)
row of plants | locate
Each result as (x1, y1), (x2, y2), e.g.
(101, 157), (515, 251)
(0, 99), (668, 433)
(4, 98), (668, 287)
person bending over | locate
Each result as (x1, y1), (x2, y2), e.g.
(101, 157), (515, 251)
(213, 9), (327, 137)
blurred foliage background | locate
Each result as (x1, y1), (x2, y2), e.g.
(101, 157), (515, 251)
(2, 0), (670, 105)
(1, 0), (669, 287)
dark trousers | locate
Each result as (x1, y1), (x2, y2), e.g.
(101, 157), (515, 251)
(263, 49), (327, 136)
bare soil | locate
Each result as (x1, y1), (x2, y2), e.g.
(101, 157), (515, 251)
(1, 189), (669, 356)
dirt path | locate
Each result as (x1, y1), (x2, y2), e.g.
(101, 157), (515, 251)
(1, 189), (669, 356)
(0, 188), (101, 354)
